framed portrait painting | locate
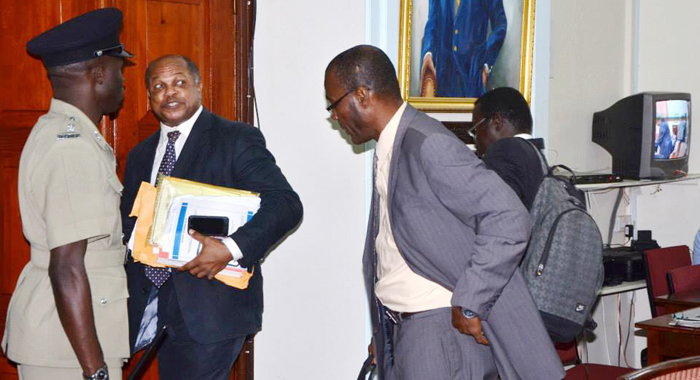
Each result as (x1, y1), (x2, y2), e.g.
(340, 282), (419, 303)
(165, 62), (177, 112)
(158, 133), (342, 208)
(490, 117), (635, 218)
(398, 0), (535, 112)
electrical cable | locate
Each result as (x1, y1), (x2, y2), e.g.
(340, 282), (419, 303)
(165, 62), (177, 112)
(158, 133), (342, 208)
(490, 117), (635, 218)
(581, 330), (591, 380)
(623, 292), (635, 367)
(617, 293), (622, 366)
(249, 0), (260, 130)
(607, 188), (624, 247)
(608, 237), (632, 248)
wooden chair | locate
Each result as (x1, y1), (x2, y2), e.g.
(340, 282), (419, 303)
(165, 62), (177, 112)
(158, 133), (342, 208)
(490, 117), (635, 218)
(643, 245), (692, 317)
(617, 355), (700, 379)
(668, 265), (700, 294)
(556, 340), (633, 379)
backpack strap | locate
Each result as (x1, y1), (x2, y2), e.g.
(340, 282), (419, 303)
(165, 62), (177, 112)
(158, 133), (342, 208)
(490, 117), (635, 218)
(521, 137), (580, 184)
(522, 137), (549, 176)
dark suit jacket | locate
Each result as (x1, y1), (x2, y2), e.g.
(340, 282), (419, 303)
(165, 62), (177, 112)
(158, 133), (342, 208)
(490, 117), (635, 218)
(364, 105), (564, 379)
(482, 137), (545, 211)
(121, 109), (303, 347)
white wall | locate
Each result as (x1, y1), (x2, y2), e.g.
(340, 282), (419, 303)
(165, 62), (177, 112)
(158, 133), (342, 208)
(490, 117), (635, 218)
(253, 1), (368, 378)
(637, 0), (700, 173)
(548, 0), (633, 174)
(634, 0), (700, 248)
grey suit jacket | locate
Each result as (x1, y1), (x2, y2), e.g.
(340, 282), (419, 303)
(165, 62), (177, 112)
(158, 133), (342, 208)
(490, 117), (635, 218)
(363, 105), (564, 380)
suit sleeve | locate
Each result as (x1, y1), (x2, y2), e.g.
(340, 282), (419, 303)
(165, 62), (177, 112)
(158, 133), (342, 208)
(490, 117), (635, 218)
(483, 0), (507, 68)
(228, 127), (303, 268)
(421, 133), (530, 320)
(120, 149), (139, 245)
(482, 139), (529, 207)
(421, 0), (441, 62)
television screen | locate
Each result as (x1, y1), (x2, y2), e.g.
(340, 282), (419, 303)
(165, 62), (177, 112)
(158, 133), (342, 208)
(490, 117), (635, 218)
(592, 92), (691, 179)
(654, 100), (689, 160)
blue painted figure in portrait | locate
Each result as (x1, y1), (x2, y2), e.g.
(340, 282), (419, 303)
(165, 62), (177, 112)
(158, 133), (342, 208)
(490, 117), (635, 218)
(655, 118), (674, 159)
(420, 0), (507, 98)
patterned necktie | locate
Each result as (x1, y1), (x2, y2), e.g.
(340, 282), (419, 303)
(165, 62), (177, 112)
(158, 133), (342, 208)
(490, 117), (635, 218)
(145, 130), (181, 288)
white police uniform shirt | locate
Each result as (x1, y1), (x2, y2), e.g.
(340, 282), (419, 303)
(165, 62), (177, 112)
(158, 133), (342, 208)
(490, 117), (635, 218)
(2, 99), (129, 367)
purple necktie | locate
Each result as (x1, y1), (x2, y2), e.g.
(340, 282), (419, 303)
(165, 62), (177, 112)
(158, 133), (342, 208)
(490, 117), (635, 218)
(145, 130), (181, 288)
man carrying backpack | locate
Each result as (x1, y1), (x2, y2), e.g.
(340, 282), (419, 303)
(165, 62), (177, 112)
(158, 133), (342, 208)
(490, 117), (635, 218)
(471, 87), (544, 211)
(473, 87), (604, 343)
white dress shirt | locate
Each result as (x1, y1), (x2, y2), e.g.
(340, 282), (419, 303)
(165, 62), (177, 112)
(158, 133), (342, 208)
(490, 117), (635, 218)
(374, 102), (453, 313)
(514, 132), (533, 140)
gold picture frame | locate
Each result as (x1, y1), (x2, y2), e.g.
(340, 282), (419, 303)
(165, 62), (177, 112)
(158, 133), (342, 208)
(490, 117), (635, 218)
(398, 0), (536, 112)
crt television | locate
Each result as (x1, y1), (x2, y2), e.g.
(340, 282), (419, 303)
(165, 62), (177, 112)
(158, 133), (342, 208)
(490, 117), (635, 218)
(592, 92), (691, 179)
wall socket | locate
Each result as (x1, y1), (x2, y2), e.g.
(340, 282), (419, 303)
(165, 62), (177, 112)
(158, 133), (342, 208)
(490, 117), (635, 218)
(614, 214), (632, 232)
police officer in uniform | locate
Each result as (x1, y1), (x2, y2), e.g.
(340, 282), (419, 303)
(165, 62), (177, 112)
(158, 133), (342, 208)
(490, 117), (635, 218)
(1, 8), (133, 380)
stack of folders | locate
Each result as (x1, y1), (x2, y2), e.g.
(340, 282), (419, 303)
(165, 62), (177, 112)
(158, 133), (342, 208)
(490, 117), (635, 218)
(128, 176), (260, 289)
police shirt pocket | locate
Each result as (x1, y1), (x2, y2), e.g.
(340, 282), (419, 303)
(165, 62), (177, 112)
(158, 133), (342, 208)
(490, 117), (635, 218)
(92, 274), (129, 307)
(90, 273), (130, 357)
(91, 275), (129, 330)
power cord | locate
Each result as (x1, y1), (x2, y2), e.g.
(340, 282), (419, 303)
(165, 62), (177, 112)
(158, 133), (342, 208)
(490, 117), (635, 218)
(623, 292), (635, 367)
(617, 293), (622, 366)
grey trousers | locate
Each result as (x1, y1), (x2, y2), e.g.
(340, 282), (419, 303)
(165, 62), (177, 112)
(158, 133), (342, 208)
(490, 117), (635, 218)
(392, 308), (498, 380)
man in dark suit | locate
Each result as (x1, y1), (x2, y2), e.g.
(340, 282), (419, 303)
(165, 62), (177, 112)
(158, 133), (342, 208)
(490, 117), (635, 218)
(121, 54), (302, 380)
(420, 0), (507, 98)
(472, 87), (544, 210)
(325, 45), (563, 380)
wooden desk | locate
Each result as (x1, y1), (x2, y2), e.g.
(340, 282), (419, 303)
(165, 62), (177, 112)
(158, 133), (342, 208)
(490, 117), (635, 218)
(655, 289), (700, 314)
(636, 307), (700, 365)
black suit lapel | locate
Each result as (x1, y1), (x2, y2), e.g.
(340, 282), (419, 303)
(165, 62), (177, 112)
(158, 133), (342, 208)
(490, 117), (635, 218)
(140, 132), (160, 183)
(172, 109), (211, 178)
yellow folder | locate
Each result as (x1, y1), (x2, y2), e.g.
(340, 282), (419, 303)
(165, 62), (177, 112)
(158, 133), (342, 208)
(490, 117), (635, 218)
(130, 176), (258, 289)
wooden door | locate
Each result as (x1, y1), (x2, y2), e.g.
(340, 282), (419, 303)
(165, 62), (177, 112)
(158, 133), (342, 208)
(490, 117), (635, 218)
(0, 1), (255, 379)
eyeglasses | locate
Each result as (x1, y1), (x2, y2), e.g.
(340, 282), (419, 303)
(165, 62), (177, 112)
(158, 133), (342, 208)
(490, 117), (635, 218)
(326, 88), (356, 113)
(467, 114), (494, 139)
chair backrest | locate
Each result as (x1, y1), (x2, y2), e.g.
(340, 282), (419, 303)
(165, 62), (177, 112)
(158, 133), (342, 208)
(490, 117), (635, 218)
(669, 265), (700, 294)
(617, 355), (700, 380)
(555, 339), (578, 365)
(643, 245), (691, 317)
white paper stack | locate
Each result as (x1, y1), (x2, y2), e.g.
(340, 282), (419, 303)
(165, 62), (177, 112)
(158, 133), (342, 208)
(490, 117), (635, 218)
(674, 314), (700, 328)
(153, 195), (261, 278)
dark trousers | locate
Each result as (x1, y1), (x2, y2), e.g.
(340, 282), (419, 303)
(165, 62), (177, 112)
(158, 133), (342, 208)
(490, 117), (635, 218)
(156, 279), (245, 380)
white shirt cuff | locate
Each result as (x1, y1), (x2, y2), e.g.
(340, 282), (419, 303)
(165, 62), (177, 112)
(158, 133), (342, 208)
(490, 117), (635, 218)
(222, 237), (244, 262)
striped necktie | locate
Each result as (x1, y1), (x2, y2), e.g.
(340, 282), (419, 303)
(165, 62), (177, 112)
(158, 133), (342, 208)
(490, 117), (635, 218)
(145, 130), (181, 288)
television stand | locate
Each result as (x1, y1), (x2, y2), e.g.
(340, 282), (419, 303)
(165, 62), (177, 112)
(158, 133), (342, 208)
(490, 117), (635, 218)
(575, 172), (700, 191)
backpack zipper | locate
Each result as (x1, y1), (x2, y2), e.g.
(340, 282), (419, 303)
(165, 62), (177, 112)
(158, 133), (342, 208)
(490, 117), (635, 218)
(536, 206), (584, 276)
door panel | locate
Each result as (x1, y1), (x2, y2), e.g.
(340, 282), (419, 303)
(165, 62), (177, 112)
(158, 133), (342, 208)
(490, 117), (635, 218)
(0, 1), (254, 379)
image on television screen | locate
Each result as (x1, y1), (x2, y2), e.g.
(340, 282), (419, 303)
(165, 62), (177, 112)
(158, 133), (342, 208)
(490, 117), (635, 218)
(655, 99), (689, 160)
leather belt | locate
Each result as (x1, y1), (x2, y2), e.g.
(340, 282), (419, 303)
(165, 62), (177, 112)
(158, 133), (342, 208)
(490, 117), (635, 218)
(385, 308), (422, 324)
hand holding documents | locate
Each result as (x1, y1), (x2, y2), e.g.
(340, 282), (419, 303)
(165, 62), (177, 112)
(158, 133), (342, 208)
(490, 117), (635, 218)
(179, 229), (242, 280)
(128, 176), (261, 289)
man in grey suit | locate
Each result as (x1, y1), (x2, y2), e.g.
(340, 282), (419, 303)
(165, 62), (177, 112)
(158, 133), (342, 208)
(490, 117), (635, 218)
(324, 45), (564, 380)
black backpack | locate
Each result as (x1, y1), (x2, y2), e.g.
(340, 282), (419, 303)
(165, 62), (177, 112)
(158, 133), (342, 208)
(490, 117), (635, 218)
(520, 143), (604, 342)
